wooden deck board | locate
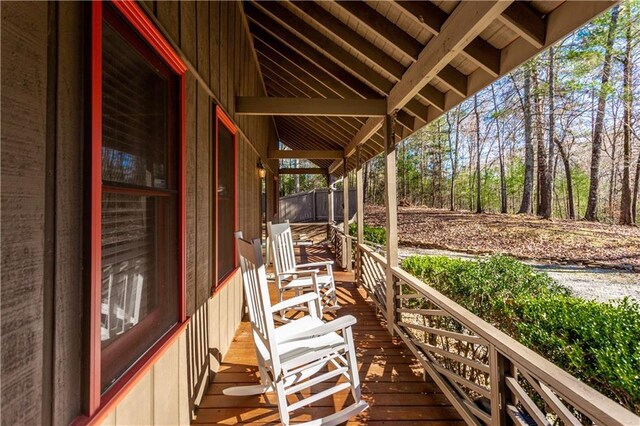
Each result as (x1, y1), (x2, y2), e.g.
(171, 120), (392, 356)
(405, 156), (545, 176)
(194, 243), (463, 425)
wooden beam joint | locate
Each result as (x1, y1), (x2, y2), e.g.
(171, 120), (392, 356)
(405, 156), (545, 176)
(236, 97), (387, 117)
(268, 149), (343, 160)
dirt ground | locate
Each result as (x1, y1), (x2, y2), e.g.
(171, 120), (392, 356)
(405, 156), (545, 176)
(364, 206), (640, 271)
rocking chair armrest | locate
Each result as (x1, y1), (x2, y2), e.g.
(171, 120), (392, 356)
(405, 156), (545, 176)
(296, 261), (334, 269)
(292, 269), (320, 277)
(283, 315), (357, 342)
(270, 292), (319, 314)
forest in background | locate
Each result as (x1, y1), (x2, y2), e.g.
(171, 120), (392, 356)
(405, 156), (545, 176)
(281, 2), (640, 225)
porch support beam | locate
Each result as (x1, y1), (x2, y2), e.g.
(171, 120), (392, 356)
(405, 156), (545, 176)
(237, 97), (387, 117)
(387, 1), (511, 113)
(278, 168), (326, 175)
(356, 146), (364, 246)
(384, 114), (398, 335)
(498, 2), (546, 49)
(343, 158), (351, 272)
(341, 1), (510, 161)
(268, 150), (342, 160)
(327, 174), (334, 239)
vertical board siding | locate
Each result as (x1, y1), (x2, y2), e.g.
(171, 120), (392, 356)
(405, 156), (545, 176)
(0, 2), (48, 424)
(1, 1), (275, 423)
(96, 1), (271, 422)
(185, 73), (198, 317)
(53, 2), (84, 424)
(195, 84), (210, 309)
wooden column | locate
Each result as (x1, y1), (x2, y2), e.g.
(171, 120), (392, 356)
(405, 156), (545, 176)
(356, 146), (364, 245)
(384, 113), (399, 334)
(327, 173), (334, 239)
(343, 158), (352, 271)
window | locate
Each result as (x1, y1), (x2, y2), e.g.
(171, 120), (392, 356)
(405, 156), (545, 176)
(88, 0), (187, 416)
(215, 107), (237, 286)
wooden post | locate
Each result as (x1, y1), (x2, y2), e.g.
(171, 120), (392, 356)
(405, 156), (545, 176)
(327, 173), (334, 239)
(489, 345), (507, 425)
(356, 147), (364, 286)
(384, 112), (398, 335)
(356, 146), (364, 246)
(343, 158), (352, 271)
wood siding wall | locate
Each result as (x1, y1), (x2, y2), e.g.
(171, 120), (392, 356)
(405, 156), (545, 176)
(1, 1), (278, 424)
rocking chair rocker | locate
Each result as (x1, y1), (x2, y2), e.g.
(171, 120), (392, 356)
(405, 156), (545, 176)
(223, 235), (368, 426)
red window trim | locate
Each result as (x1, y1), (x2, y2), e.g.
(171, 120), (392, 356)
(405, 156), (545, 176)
(86, 0), (187, 419)
(213, 106), (238, 294)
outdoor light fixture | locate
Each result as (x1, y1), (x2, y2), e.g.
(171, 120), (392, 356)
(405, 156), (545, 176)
(257, 159), (266, 178)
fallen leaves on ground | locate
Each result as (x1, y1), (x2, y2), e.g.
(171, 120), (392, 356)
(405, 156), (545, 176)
(364, 206), (640, 270)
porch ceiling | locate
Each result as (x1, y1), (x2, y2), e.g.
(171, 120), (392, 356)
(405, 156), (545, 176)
(240, 0), (616, 176)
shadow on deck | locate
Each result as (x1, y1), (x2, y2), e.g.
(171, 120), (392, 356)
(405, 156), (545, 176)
(194, 243), (463, 425)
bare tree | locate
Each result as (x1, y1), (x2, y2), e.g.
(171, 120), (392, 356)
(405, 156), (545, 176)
(542, 47), (556, 219)
(517, 67), (535, 214)
(491, 85), (508, 213)
(620, 4), (633, 225)
(585, 6), (620, 221)
(474, 94), (482, 213)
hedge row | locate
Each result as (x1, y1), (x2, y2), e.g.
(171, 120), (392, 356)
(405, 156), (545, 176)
(348, 223), (386, 245)
(401, 254), (640, 415)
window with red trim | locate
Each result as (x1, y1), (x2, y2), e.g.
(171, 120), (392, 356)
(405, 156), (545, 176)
(215, 108), (238, 286)
(88, 0), (187, 412)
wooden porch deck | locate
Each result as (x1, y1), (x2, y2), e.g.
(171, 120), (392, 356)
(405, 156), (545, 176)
(194, 243), (463, 425)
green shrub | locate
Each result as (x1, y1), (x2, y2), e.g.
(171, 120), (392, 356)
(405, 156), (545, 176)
(348, 223), (386, 245)
(401, 254), (640, 414)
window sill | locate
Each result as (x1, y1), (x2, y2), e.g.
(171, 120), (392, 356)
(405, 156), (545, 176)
(72, 319), (190, 426)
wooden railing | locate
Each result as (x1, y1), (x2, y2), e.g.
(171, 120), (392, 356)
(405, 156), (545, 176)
(349, 241), (639, 426)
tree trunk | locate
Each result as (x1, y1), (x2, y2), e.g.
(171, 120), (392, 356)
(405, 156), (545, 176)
(532, 65), (548, 216)
(543, 48), (556, 219)
(491, 85), (507, 213)
(619, 6), (633, 225)
(555, 138), (575, 219)
(585, 6), (620, 221)
(518, 66), (535, 214)
(633, 148), (640, 223)
(474, 94), (482, 213)
(447, 108), (460, 211)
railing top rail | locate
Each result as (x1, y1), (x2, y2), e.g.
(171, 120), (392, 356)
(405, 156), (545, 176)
(388, 265), (638, 425)
(358, 243), (388, 267)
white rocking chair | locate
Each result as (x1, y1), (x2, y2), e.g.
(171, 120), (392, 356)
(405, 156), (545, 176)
(224, 236), (368, 426)
(268, 221), (339, 317)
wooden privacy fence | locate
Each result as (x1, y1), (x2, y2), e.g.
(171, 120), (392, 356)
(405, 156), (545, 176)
(279, 188), (356, 223)
(328, 226), (639, 426)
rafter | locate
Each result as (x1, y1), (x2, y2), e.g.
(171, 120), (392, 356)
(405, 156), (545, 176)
(236, 96), (387, 117)
(269, 150), (342, 160)
(279, 168), (327, 175)
(333, 1), (468, 97)
(393, 0), (502, 77)
(246, 1), (430, 122)
(498, 2), (546, 49)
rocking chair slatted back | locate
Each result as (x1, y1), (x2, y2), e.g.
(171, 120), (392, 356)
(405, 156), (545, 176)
(268, 221), (297, 276)
(235, 235), (278, 364)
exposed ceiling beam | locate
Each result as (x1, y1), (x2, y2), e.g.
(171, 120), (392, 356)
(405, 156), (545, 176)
(387, 1), (511, 113)
(236, 96), (387, 117)
(279, 167), (327, 175)
(340, 1), (510, 160)
(269, 150), (343, 160)
(247, 1), (430, 122)
(255, 47), (378, 134)
(394, 0), (502, 77)
(333, 1), (468, 97)
(498, 2), (546, 49)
